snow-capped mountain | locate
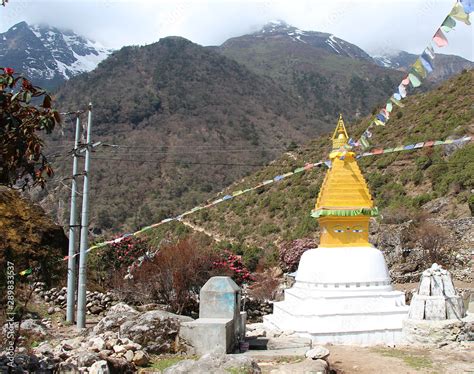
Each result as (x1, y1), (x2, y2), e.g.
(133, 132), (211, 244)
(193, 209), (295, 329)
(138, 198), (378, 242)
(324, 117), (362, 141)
(373, 50), (473, 81)
(0, 21), (112, 88)
(251, 20), (373, 61)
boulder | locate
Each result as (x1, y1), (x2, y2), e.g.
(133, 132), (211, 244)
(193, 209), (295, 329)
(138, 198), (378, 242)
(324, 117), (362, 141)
(89, 360), (110, 374)
(93, 303), (140, 335)
(132, 350), (149, 366)
(57, 362), (80, 373)
(89, 337), (106, 352)
(305, 346), (330, 360)
(119, 310), (192, 354)
(18, 319), (48, 339)
(76, 352), (100, 367)
(106, 357), (135, 374)
(164, 353), (261, 374)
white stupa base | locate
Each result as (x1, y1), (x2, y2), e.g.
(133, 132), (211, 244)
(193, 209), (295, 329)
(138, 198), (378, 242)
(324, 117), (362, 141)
(263, 246), (409, 345)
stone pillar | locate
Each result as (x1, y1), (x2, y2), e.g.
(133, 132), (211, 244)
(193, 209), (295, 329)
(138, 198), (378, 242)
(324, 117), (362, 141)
(179, 276), (246, 354)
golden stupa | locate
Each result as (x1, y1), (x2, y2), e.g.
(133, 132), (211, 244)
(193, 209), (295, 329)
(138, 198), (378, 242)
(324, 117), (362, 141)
(311, 115), (378, 247)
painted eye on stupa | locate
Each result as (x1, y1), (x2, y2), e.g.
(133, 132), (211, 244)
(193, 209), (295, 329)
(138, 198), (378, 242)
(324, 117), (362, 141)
(352, 226), (364, 233)
(333, 225), (344, 233)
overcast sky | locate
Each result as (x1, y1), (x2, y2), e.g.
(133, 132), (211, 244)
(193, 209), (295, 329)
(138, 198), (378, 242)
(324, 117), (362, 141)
(1, 0), (473, 60)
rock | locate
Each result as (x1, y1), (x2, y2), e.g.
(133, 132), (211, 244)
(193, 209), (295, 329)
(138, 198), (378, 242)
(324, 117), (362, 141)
(124, 350), (134, 362)
(164, 353), (261, 374)
(93, 303), (140, 335)
(90, 305), (104, 315)
(113, 345), (126, 354)
(33, 342), (54, 357)
(77, 352), (100, 367)
(119, 310), (192, 354)
(123, 342), (141, 351)
(57, 362), (80, 373)
(132, 350), (149, 366)
(47, 307), (55, 315)
(106, 357), (135, 373)
(98, 350), (113, 360)
(106, 338), (118, 350)
(305, 346), (330, 360)
(89, 360), (110, 374)
(90, 337), (106, 352)
(246, 328), (266, 338)
(18, 319), (48, 338)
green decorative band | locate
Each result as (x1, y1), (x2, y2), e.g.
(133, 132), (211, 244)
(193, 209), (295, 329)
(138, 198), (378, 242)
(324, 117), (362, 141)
(311, 207), (379, 218)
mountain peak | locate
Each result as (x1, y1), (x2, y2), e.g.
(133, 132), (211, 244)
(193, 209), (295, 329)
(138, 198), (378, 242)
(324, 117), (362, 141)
(0, 21), (112, 88)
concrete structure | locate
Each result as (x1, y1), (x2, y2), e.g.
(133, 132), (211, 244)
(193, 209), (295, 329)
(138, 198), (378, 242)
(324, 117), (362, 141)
(264, 115), (408, 345)
(180, 276), (246, 354)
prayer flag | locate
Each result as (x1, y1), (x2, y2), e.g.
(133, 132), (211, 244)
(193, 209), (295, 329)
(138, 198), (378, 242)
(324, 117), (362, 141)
(420, 54), (434, 72)
(424, 141), (435, 147)
(384, 148), (394, 153)
(376, 113), (386, 122)
(373, 149), (384, 155)
(441, 15), (457, 32)
(386, 102), (393, 112)
(450, 2), (471, 24)
(433, 29), (448, 47)
(223, 195), (233, 200)
(412, 59), (427, 79)
(424, 45), (436, 59)
(408, 73), (422, 88)
(393, 92), (402, 101)
(274, 175), (284, 181)
(360, 135), (370, 149)
(461, 0), (473, 13)
(398, 83), (407, 98)
(294, 167), (305, 173)
(391, 96), (405, 107)
(20, 269), (32, 276)
(401, 76), (410, 85)
(414, 142), (425, 149)
(324, 160), (332, 168)
(365, 129), (372, 138)
(404, 144), (415, 150)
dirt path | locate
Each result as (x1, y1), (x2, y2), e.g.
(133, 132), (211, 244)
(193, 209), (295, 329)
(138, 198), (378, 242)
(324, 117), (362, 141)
(181, 219), (226, 242)
(328, 344), (474, 374)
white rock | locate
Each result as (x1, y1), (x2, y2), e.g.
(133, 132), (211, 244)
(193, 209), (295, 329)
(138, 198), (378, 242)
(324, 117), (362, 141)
(90, 337), (106, 352)
(124, 350), (134, 362)
(89, 359), (109, 374)
(305, 346), (330, 360)
(113, 345), (126, 354)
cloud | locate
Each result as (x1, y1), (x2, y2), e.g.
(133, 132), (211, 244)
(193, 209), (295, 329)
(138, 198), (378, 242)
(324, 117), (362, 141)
(1, 0), (472, 60)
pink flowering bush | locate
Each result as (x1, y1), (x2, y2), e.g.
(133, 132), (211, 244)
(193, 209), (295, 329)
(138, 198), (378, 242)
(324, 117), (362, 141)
(106, 236), (151, 270)
(279, 238), (318, 272)
(212, 250), (253, 285)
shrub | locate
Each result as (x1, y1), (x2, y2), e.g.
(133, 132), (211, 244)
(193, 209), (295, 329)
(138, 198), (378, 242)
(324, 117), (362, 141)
(111, 238), (253, 315)
(279, 238), (318, 272)
(412, 221), (449, 267)
(116, 237), (219, 314)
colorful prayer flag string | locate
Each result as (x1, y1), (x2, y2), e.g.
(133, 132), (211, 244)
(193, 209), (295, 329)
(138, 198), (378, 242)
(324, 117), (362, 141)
(354, 0), (471, 150)
(17, 135), (472, 276)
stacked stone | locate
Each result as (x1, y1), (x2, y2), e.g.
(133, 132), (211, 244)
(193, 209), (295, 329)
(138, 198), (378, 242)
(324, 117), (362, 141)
(36, 284), (117, 316)
(408, 263), (465, 320)
(243, 297), (273, 322)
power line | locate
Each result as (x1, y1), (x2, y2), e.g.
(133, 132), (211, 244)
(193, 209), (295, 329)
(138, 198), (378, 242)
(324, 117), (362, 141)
(90, 156), (292, 167)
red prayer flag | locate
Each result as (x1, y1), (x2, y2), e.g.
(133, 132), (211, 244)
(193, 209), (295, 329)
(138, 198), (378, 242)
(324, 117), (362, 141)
(432, 29), (448, 47)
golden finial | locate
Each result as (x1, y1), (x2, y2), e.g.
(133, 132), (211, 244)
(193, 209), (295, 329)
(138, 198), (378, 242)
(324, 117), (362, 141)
(331, 114), (349, 150)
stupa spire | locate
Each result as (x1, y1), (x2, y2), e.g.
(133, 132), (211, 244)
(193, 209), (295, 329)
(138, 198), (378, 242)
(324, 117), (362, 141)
(331, 114), (349, 150)
(312, 115), (378, 247)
